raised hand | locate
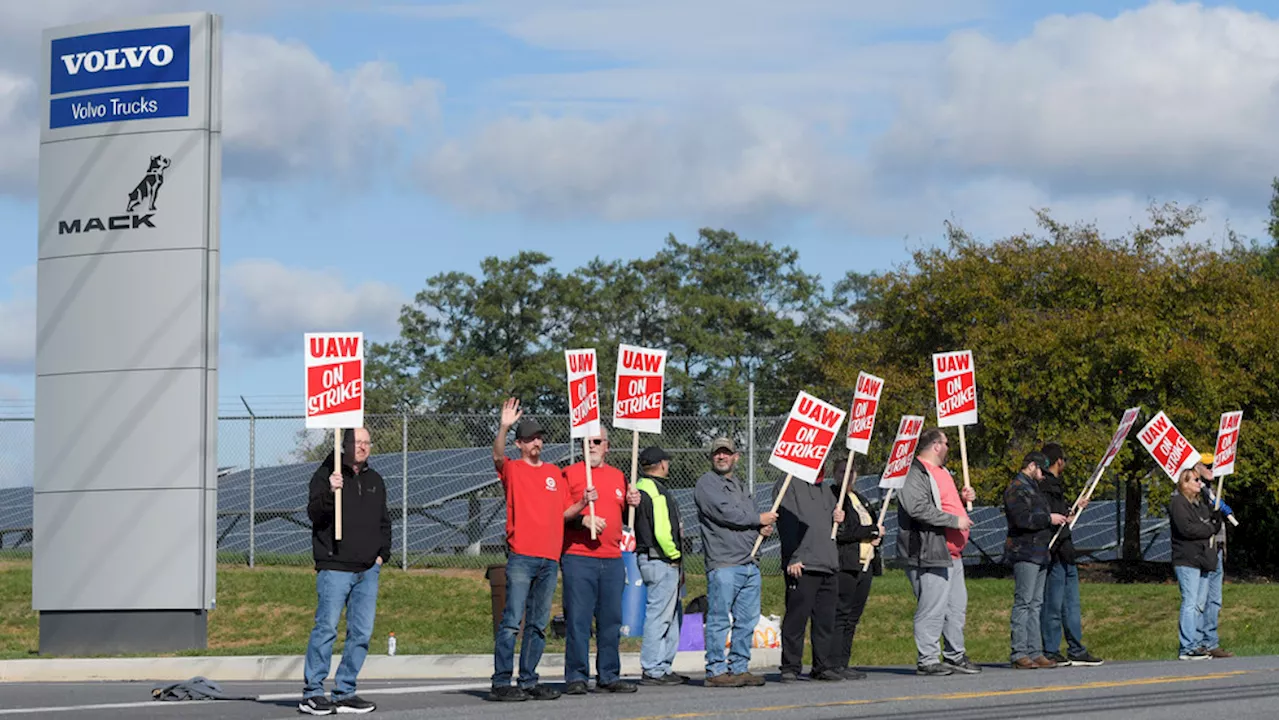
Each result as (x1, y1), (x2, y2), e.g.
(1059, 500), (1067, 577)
(500, 397), (522, 428)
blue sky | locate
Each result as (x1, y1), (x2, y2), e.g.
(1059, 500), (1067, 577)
(0, 0), (1275, 420)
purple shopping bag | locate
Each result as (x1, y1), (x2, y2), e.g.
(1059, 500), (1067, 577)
(678, 612), (704, 651)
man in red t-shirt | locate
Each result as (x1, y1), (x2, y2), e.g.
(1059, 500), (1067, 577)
(488, 398), (595, 703)
(560, 424), (640, 695)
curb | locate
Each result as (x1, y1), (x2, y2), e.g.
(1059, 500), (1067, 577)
(0, 649), (783, 683)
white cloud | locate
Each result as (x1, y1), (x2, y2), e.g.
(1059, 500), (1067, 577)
(420, 105), (859, 223)
(220, 259), (403, 358)
(0, 72), (38, 196)
(221, 33), (441, 182)
(0, 266), (36, 375)
(873, 1), (1279, 205)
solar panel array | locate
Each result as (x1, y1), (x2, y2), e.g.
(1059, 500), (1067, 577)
(0, 449), (1175, 566)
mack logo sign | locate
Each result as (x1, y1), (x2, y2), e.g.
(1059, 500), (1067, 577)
(57, 154), (169, 235)
(48, 25), (191, 129)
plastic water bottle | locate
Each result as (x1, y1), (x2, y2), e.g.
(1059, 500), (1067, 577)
(387, 632), (397, 656)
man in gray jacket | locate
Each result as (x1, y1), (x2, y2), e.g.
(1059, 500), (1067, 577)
(694, 437), (777, 688)
(773, 458), (847, 682)
(897, 428), (977, 676)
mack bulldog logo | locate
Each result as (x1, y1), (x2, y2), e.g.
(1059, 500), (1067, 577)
(57, 155), (170, 235)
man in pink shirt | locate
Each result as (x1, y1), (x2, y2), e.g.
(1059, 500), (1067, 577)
(895, 428), (978, 676)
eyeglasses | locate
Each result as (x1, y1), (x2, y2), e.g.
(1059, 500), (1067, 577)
(589, 439), (607, 446)
(354, 441), (372, 448)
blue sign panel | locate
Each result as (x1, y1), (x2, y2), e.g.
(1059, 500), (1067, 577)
(49, 87), (190, 129)
(50, 25), (190, 95)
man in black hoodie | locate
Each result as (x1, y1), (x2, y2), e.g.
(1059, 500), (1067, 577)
(300, 427), (392, 716)
(773, 464), (846, 682)
(1038, 443), (1103, 667)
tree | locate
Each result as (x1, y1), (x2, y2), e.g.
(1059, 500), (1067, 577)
(818, 201), (1278, 575)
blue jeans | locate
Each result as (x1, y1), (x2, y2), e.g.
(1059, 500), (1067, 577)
(493, 553), (559, 689)
(1041, 560), (1087, 657)
(1010, 561), (1047, 662)
(303, 564), (381, 699)
(638, 556), (682, 679)
(704, 564), (761, 677)
(562, 553), (625, 685)
(1197, 550), (1224, 651)
(1174, 564), (1211, 655)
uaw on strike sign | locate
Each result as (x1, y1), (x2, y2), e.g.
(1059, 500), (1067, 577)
(1138, 411), (1198, 482)
(613, 344), (666, 434)
(768, 392), (846, 484)
(1213, 411), (1243, 477)
(879, 415), (925, 489)
(933, 350), (977, 427)
(566, 348), (601, 438)
(305, 333), (364, 428)
(846, 371), (884, 455)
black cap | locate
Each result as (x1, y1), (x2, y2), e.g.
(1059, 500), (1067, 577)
(515, 418), (544, 440)
(639, 446), (671, 466)
(1022, 451), (1049, 471)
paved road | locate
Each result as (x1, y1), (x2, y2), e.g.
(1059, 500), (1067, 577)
(1, 655), (1275, 719)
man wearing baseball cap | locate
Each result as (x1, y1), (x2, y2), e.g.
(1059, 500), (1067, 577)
(1003, 452), (1068, 670)
(633, 446), (688, 686)
(488, 399), (597, 702)
(694, 437), (776, 687)
(1192, 453), (1234, 658)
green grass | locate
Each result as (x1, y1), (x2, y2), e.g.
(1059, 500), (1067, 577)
(1, 560), (1275, 662)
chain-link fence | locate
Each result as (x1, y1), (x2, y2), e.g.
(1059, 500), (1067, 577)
(0, 407), (1174, 569)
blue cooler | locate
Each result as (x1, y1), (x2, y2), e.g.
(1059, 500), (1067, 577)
(619, 551), (647, 637)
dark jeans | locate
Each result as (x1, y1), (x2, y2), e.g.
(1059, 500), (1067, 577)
(781, 571), (839, 675)
(492, 553), (559, 689)
(834, 568), (873, 668)
(562, 553), (625, 685)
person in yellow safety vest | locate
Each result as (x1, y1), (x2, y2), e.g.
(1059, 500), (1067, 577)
(632, 446), (689, 686)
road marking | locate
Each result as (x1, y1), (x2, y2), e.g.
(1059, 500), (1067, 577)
(623, 670), (1259, 720)
(0, 681), (491, 715)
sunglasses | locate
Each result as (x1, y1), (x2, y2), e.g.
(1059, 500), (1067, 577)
(589, 439), (607, 446)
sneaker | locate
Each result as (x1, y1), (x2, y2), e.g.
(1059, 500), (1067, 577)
(1032, 656), (1058, 669)
(736, 672), (767, 687)
(486, 686), (529, 702)
(1067, 651), (1104, 666)
(1011, 657), (1038, 670)
(298, 696), (337, 715)
(917, 663), (954, 676)
(597, 680), (637, 693)
(563, 681), (589, 695)
(943, 655), (982, 674)
(778, 671), (799, 683)
(1202, 647), (1234, 659)
(526, 684), (562, 700)
(334, 695), (376, 714)
(705, 672), (747, 688)
(840, 667), (868, 680)
(640, 674), (682, 687)
(671, 673), (691, 684)
(1179, 650), (1211, 661)
(809, 669), (844, 682)
(1045, 652), (1072, 667)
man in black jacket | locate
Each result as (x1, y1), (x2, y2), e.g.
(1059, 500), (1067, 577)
(1038, 443), (1103, 667)
(773, 464), (846, 682)
(300, 427), (391, 716)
